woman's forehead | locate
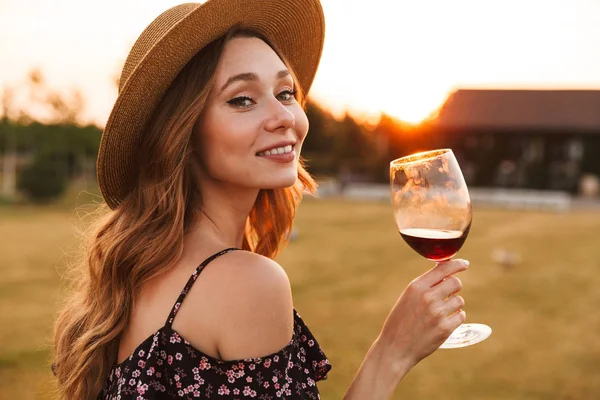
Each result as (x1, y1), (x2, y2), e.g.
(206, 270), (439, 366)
(215, 36), (289, 81)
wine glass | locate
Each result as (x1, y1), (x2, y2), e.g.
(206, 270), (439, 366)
(390, 148), (491, 348)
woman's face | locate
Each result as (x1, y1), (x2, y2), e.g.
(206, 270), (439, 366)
(194, 36), (308, 191)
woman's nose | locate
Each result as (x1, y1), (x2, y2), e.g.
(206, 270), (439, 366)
(263, 100), (295, 132)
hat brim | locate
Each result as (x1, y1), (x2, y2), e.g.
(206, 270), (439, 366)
(97, 0), (325, 209)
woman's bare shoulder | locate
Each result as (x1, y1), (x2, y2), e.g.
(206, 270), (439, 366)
(207, 249), (290, 287)
(175, 249), (294, 361)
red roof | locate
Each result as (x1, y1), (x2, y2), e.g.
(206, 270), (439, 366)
(433, 89), (600, 132)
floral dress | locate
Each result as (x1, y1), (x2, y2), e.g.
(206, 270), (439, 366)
(100, 248), (332, 399)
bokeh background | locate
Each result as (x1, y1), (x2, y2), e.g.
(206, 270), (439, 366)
(1, 0), (600, 399)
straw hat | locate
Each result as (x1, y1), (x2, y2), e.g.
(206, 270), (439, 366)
(97, 0), (325, 209)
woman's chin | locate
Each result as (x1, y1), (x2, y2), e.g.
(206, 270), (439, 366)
(259, 174), (299, 190)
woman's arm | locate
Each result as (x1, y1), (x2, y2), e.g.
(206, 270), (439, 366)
(344, 259), (469, 399)
(344, 338), (413, 399)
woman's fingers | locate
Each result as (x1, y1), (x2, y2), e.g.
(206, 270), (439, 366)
(420, 259), (469, 288)
(437, 295), (465, 318)
(432, 276), (463, 300)
(445, 309), (467, 331)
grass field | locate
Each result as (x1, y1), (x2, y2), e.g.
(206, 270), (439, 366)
(1, 196), (599, 399)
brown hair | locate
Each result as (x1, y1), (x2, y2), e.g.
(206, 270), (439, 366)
(52, 28), (316, 399)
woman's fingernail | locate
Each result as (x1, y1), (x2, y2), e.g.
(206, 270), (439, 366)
(463, 260), (470, 268)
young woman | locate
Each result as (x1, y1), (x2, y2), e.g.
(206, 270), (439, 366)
(52, 1), (468, 398)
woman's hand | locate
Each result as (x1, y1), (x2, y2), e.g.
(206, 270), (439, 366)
(344, 259), (469, 399)
(377, 259), (469, 369)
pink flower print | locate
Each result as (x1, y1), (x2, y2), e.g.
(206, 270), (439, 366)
(194, 383), (200, 389)
(192, 367), (200, 374)
(302, 383), (306, 389)
(175, 352), (183, 361)
(128, 378), (136, 386)
(193, 390), (200, 397)
(288, 361), (294, 369)
(137, 396), (144, 400)
(217, 385), (230, 395)
(264, 359), (271, 368)
(178, 390), (184, 396)
(199, 358), (211, 370)
(304, 368), (309, 374)
(138, 350), (145, 357)
(249, 364), (256, 371)
(307, 377), (315, 387)
(137, 384), (148, 395)
(308, 339), (315, 347)
(174, 374), (180, 382)
(273, 355), (279, 362)
(170, 333), (181, 344)
(138, 360), (146, 368)
(274, 383), (280, 390)
(146, 367), (155, 376)
(233, 388), (240, 395)
(168, 355), (173, 365)
(132, 369), (141, 378)
(301, 335), (307, 342)
(157, 359), (163, 366)
(242, 386), (256, 397)
(272, 376), (278, 383)
(156, 372), (162, 378)
(160, 350), (167, 359)
(285, 389), (292, 396)
(246, 376), (252, 383)
(263, 382), (270, 388)
(176, 381), (182, 388)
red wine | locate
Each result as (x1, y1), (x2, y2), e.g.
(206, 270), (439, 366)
(400, 225), (470, 261)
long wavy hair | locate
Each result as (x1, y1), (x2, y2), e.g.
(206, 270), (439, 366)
(52, 28), (316, 399)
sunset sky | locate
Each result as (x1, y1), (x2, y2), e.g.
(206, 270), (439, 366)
(1, 0), (600, 126)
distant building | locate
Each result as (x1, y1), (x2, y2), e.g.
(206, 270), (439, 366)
(420, 89), (600, 192)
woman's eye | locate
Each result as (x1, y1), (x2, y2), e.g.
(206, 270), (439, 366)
(227, 96), (254, 108)
(277, 90), (297, 102)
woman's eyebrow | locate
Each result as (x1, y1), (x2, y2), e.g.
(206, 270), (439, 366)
(220, 70), (290, 93)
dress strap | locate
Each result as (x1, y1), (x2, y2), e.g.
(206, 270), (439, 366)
(165, 248), (239, 328)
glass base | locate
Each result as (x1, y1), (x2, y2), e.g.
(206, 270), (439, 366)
(439, 323), (492, 349)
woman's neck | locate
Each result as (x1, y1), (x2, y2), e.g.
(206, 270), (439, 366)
(186, 181), (259, 251)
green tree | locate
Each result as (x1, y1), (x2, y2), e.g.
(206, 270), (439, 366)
(17, 152), (69, 202)
(1, 68), (100, 202)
